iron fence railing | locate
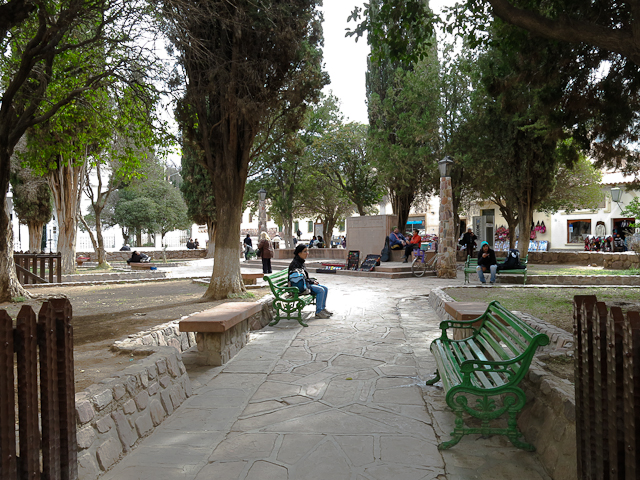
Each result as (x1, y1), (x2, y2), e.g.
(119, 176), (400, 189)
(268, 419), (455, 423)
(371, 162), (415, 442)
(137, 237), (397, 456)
(574, 295), (640, 479)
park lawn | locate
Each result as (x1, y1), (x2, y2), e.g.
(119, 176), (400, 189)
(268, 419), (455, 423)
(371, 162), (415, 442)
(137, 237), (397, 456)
(533, 266), (640, 276)
(445, 287), (640, 333)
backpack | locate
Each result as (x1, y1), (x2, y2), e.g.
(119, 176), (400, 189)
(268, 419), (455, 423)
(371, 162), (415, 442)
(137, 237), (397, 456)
(288, 268), (310, 294)
(381, 236), (391, 262)
(499, 249), (524, 270)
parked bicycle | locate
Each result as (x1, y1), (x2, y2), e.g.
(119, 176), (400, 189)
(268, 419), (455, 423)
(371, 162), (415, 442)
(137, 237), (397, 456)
(411, 250), (437, 277)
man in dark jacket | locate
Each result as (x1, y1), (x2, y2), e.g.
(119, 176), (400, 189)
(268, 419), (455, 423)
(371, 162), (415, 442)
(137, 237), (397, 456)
(476, 241), (497, 284)
(460, 228), (477, 258)
(243, 234), (253, 260)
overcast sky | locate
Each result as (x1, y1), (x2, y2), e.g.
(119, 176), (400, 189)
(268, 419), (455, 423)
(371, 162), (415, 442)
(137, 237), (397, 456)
(319, 0), (453, 125)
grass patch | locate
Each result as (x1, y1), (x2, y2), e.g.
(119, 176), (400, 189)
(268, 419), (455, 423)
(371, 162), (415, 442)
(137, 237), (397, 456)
(11, 296), (26, 303)
(445, 287), (640, 334)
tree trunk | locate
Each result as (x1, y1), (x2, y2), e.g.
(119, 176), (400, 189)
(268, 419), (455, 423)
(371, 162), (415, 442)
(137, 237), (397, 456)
(206, 219), (216, 259)
(392, 192), (414, 233)
(0, 141), (32, 301)
(136, 229), (142, 247)
(48, 157), (86, 274)
(517, 198), (533, 260)
(204, 191), (245, 300)
(79, 215), (109, 267)
(283, 217), (294, 248)
(0, 212), (31, 301)
(27, 220), (44, 252)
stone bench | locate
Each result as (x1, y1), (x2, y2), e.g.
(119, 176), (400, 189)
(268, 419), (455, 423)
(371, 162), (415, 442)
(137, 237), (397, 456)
(444, 301), (488, 340)
(130, 262), (153, 270)
(179, 302), (262, 365)
(241, 272), (263, 285)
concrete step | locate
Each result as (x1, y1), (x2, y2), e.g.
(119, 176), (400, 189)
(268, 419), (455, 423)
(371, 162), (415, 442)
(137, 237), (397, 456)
(312, 268), (435, 279)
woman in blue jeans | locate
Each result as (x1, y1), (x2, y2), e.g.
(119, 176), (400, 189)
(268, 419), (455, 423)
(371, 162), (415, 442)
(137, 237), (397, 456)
(289, 244), (332, 319)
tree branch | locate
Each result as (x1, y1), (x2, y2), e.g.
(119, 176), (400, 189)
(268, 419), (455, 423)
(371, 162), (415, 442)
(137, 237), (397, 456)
(487, 0), (640, 64)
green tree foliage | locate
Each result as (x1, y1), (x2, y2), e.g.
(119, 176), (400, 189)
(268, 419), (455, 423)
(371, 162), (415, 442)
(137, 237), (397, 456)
(457, 22), (586, 256)
(249, 94), (343, 248)
(9, 158), (53, 252)
(298, 172), (353, 242)
(0, 0), (162, 299)
(165, 0), (328, 300)
(367, 48), (441, 232)
(115, 174), (189, 247)
(538, 156), (604, 214)
(308, 122), (383, 216)
(180, 146), (216, 257)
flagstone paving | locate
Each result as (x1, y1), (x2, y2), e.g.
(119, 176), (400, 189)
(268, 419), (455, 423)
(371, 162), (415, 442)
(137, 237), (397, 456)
(100, 274), (552, 480)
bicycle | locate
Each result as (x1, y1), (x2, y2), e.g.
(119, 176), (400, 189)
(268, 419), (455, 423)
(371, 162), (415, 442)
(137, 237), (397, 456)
(411, 249), (438, 277)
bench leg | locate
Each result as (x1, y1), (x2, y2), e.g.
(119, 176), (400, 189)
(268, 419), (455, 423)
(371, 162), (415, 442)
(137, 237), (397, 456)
(425, 370), (440, 385)
(269, 299), (282, 326)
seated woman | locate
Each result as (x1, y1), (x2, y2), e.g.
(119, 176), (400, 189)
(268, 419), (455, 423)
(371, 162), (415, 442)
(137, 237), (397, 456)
(402, 229), (421, 263)
(289, 244), (333, 319)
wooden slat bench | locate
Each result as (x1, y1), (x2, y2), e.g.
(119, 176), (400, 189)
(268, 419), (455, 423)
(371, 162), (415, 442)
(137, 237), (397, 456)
(179, 302), (262, 365)
(130, 263), (154, 270)
(463, 255), (528, 285)
(264, 270), (315, 327)
(426, 300), (549, 450)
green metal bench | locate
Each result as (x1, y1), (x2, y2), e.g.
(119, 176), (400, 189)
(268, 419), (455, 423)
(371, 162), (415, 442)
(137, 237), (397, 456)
(426, 300), (549, 450)
(264, 270), (315, 327)
(463, 254), (528, 284)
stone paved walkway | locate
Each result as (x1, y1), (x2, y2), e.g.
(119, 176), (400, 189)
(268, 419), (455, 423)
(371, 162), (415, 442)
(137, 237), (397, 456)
(100, 274), (551, 480)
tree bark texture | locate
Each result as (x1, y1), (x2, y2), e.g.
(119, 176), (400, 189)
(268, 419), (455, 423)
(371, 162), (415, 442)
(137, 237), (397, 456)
(204, 190), (246, 300)
(283, 217), (294, 249)
(47, 157), (86, 274)
(27, 220), (44, 252)
(206, 219), (216, 259)
(391, 192), (414, 233)
(0, 146), (31, 301)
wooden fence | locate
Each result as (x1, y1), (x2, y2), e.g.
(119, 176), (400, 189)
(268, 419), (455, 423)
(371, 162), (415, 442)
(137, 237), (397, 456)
(574, 295), (640, 479)
(14, 252), (62, 284)
(0, 298), (77, 480)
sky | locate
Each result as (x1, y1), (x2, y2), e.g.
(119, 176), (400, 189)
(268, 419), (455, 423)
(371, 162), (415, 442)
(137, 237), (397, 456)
(319, 0), (453, 125)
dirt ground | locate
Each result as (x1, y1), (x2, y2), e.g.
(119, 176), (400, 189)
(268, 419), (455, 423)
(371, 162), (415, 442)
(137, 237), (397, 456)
(0, 280), (270, 392)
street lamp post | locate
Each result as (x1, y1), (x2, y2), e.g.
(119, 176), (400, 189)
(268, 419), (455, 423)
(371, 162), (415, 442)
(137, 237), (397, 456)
(437, 156), (457, 279)
(258, 188), (267, 235)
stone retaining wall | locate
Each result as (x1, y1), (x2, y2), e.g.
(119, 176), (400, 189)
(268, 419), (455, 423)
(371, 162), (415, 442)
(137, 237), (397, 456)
(273, 248), (348, 260)
(519, 357), (577, 480)
(527, 275), (640, 285)
(456, 249), (639, 268)
(112, 296), (276, 356)
(77, 250), (207, 262)
(77, 295), (275, 479)
(76, 348), (191, 479)
(429, 287), (576, 479)
(429, 287), (572, 351)
(62, 271), (167, 283)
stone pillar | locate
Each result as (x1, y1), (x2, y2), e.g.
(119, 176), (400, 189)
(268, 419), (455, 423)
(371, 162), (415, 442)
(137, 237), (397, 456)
(258, 199), (267, 235)
(437, 176), (457, 278)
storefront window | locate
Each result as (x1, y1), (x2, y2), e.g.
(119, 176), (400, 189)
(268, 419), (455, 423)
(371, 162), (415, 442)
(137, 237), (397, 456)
(567, 220), (591, 243)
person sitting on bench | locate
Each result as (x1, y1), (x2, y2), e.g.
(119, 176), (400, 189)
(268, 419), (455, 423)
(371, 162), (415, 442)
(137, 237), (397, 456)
(476, 241), (497, 284)
(402, 229), (421, 263)
(127, 251), (150, 264)
(389, 227), (408, 250)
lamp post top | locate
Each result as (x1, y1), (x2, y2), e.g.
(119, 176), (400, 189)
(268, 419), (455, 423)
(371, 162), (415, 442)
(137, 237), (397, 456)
(258, 188), (267, 201)
(438, 156), (454, 177)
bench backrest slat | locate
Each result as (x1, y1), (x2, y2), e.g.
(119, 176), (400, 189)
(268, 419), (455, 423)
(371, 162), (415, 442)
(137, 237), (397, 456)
(264, 270), (289, 290)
